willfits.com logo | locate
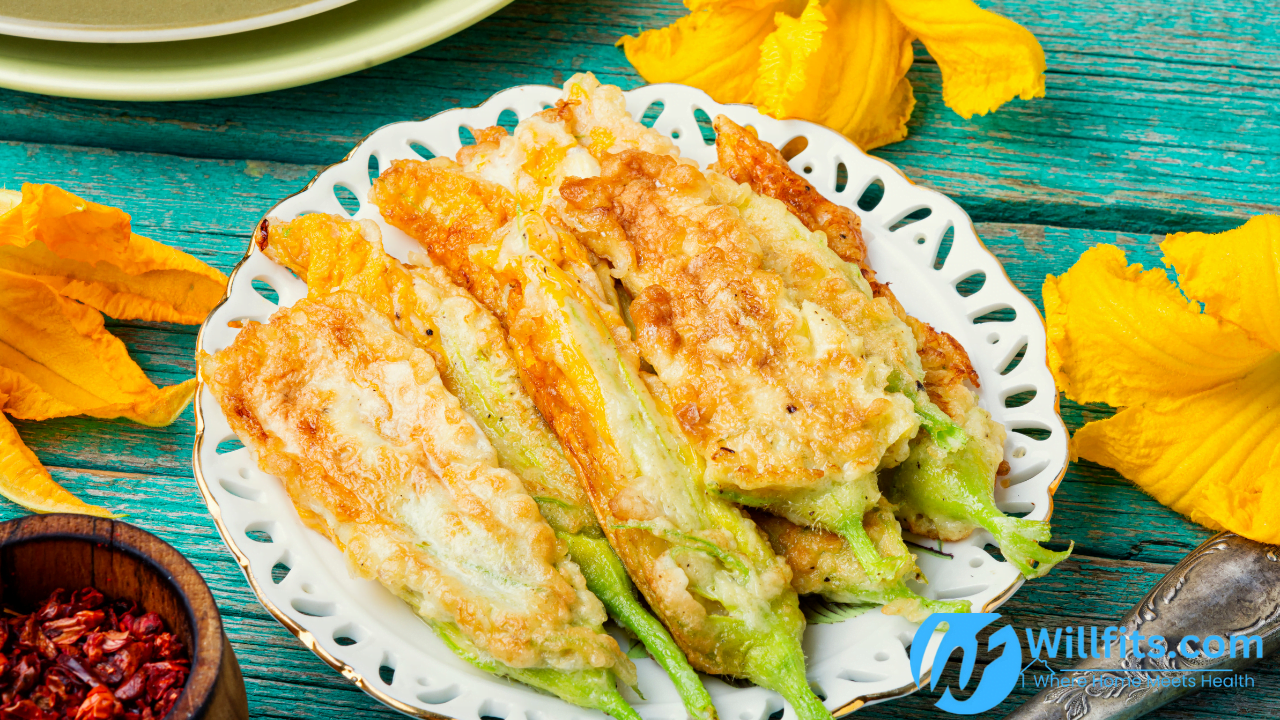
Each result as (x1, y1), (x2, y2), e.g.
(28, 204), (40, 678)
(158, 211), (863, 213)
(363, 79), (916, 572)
(910, 613), (1265, 715)
(910, 614), (1021, 715)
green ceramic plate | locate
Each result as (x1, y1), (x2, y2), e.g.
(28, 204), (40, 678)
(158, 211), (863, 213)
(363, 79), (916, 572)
(0, 0), (358, 43)
(0, 0), (512, 101)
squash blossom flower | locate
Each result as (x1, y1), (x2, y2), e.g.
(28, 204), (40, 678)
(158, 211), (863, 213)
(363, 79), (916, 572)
(1044, 215), (1280, 545)
(620, 0), (1046, 149)
(0, 184), (226, 517)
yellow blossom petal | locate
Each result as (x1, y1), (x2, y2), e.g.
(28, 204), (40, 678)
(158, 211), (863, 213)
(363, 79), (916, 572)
(1044, 244), (1271, 407)
(884, 0), (1045, 118)
(621, 0), (801, 104)
(0, 269), (196, 425)
(0, 366), (81, 419)
(1072, 355), (1280, 544)
(0, 183), (228, 325)
(0, 189), (19, 214)
(1201, 466), (1280, 546)
(754, 0), (915, 149)
(751, 0), (827, 117)
(1162, 214), (1280, 353)
(0, 395), (114, 516)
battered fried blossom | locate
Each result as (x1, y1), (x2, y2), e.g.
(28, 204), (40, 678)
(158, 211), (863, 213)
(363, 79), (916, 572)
(372, 75), (1066, 639)
(200, 293), (638, 719)
(257, 214), (715, 720)
(711, 116), (979, 420)
(372, 146), (829, 719)
(211, 72), (1073, 720)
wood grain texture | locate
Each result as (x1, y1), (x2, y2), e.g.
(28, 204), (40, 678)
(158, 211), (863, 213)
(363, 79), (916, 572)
(0, 0), (1275, 716)
(0, 0), (1273, 230)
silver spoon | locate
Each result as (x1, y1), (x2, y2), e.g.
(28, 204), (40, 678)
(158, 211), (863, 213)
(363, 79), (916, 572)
(1004, 532), (1280, 720)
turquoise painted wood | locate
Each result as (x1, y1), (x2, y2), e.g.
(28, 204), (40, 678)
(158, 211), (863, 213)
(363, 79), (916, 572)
(0, 0), (1275, 717)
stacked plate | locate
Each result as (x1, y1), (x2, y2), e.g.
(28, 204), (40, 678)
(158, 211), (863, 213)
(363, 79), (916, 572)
(0, 0), (511, 100)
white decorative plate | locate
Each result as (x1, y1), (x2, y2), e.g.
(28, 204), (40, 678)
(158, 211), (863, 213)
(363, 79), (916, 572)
(194, 83), (1068, 720)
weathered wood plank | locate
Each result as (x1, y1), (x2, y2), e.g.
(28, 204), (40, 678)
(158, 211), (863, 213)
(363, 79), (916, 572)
(889, 0), (1280, 232)
(10, 415), (196, 477)
(242, 676), (404, 720)
(0, 141), (316, 241)
(0, 0), (1274, 231)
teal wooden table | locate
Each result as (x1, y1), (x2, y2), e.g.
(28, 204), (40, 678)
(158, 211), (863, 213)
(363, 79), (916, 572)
(1, 0), (1276, 717)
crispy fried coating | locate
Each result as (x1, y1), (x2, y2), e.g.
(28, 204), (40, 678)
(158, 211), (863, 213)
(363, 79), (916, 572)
(712, 115), (980, 421)
(443, 76), (931, 584)
(200, 293), (632, 680)
(371, 160), (828, 720)
(259, 214), (717, 719)
(887, 294), (984, 422)
(707, 119), (1041, 559)
(375, 160), (519, 316)
(374, 161), (786, 669)
(458, 113), (608, 210)
(258, 213), (596, 535)
(558, 149), (917, 491)
(712, 115), (1016, 552)
(712, 119), (869, 273)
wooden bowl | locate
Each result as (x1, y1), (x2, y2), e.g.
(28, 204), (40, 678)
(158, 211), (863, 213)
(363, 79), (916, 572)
(0, 513), (248, 720)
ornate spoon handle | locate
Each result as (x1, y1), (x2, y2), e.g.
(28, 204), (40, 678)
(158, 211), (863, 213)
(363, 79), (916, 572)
(1004, 532), (1280, 720)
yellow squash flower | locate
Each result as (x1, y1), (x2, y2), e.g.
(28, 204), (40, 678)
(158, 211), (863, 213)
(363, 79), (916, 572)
(0, 184), (227, 517)
(0, 184), (228, 325)
(1045, 215), (1280, 545)
(621, 0), (1045, 149)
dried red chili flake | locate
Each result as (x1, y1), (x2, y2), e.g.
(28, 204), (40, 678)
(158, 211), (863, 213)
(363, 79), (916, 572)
(70, 590), (104, 615)
(32, 632), (57, 663)
(75, 686), (122, 720)
(0, 697), (56, 720)
(148, 637), (181, 664)
(100, 633), (130, 656)
(10, 654), (40, 695)
(81, 633), (106, 666)
(57, 655), (102, 688)
(15, 617), (37, 649)
(44, 611), (105, 646)
(34, 591), (68, 623)
(130, 616), (162, 640)
(112, 673), (144, 704)
(0, 589), (190, 720)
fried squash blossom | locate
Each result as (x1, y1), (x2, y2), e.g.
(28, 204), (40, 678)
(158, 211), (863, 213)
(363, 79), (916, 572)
(256, 214), (716, 720)
(200, 293), (641, 719)
(202, 73), (1073, 720)
(360, 73), (1068, 718)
